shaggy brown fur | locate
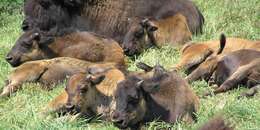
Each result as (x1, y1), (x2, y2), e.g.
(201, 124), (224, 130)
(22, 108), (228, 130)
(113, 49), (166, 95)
(199, 116), (234, 130)
(110, 63), (199, 130)
(43, 66), (125, 120)
(175, 35), (260, 72)
(6, 30), (125, 67)
(1, 57), (123, 98)
(122, 14), (192, 56)
(23, 0), (204, 43)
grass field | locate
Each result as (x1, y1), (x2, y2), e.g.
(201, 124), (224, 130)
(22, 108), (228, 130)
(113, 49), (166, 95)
(0, 0), (259, 129)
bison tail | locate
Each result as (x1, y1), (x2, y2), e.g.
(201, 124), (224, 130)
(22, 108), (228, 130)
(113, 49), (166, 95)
(217, 33), (226, 55)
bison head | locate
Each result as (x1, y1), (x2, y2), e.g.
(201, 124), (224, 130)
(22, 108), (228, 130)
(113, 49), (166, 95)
(122, 18), (158, 56)
(6, 29), (54, 67)
(65, 72), (105, 114)
(111, 63), (166, 129)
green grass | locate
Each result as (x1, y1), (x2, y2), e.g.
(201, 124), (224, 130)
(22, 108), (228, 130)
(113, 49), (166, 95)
(0, 0), (259, 129)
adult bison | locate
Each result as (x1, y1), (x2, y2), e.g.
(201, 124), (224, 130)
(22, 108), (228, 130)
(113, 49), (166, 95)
(22, 0), (204, 43)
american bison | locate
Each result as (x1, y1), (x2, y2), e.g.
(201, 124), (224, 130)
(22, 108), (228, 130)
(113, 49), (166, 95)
(6, 29), (125, 67)
(1, 57), (122, 98)
(199, 116), (234, 130)
(110, 63), (199, 130)
(22, 0), (204, 43)
(175, 34), (260, 72)
(42, 65), (125, 120)
(203, 51), (260, 97)
(122, 14), (192, 56)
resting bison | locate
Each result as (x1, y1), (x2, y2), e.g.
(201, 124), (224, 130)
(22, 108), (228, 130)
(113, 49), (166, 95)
(199, 116), (233, 130)
(122, 14), (192, 56)
(43, 66), (125, 119)
(175, 34), (260, 72)
(6, 29), (124, 67)
(1, 57), (122, 98)
(110, 63), (199, 130)
(203, 50), (260, 97)
(23, 0), (204, 43)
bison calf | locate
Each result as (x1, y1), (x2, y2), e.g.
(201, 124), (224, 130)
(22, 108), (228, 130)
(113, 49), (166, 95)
(122, 14), (192, 56)
(175, 34), (260, 72)
(204, 54), (260, 97)
(199, 116), (234, 130)
(110, 63), (199, 130)
(6, 29), (125, 67)
(1, 57), (122, 98)
(43, 66), (125, 120)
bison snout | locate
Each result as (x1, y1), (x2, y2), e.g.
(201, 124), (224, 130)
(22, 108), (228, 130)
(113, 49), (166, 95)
(123, 48), (130, 54)
(5, 54), (20, 67)
(5, 56), (13, 62)
(111, 111), (128, 128)
(65, 103), (75, 109)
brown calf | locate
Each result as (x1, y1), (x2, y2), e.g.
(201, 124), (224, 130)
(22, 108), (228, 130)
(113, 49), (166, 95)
(110, 63), (199, 130)
(204, 55), (260, 97)
(199, 116), (234, 130)
(43, 66), (125, 120)
(1, 57), (122, 98)
(122, 14), (192, 56)
(175, 34), (260, 72)
(6, 30), (125, 67)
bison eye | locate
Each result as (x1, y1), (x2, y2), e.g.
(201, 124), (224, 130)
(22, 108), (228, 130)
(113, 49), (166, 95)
(135, 30), (144, 39)
(22, 41), (32, 48)
(79, 87), (88, 95)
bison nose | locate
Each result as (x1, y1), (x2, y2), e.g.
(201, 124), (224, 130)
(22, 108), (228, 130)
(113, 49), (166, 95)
(111, 111), (120, 121)
(5, 56), (13, 62)
(65, 103), (74, 109)
(124, 48), (129, 53)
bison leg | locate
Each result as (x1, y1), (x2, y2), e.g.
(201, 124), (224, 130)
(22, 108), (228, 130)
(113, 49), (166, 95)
(204, 65), (251, 96)
(41, 90), (68, 116)
(239, 85), (260, 98)
(0, 62), (48, 97)
(185, 65), (213, 83)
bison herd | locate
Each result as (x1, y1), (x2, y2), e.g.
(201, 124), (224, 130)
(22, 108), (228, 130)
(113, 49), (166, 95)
(2, 0), (259, 129)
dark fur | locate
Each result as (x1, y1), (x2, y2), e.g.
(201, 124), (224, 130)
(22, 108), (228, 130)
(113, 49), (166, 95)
(205, 54), (260, 97)
(199, 116), (234, 130)
(23, 0), (204, 44)
(111, 64), (199, 129)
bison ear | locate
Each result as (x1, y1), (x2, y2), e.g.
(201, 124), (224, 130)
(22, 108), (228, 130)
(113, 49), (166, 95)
(38, 36), (55, 45)
(140, 19), (158, 32)
(86, 74), (105, 85)
(136, 62), (153, 72)
(147, 24), (158, 32)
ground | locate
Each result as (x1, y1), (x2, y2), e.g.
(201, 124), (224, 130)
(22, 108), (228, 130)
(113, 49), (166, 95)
(0, 0), (259, 129)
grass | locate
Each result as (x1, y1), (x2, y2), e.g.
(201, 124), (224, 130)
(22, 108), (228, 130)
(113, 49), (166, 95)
(0, 0), (259, 129)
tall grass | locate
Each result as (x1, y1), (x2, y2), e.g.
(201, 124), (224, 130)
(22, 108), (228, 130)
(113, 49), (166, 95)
(0, 0), (259, 129)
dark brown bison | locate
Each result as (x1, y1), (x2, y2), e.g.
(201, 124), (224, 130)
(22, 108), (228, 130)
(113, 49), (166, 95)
(6, 29), (125, 67)
(122, 13), (192, 56)
(42, 65), (125, 120)
(1, 57), (122, 98)
(110, 63), (199, 130)
(199, 116), (234, 130)
(175, 34), (260, 73)
(22, 0), (204, 44)
(203, 51), (260, 97)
